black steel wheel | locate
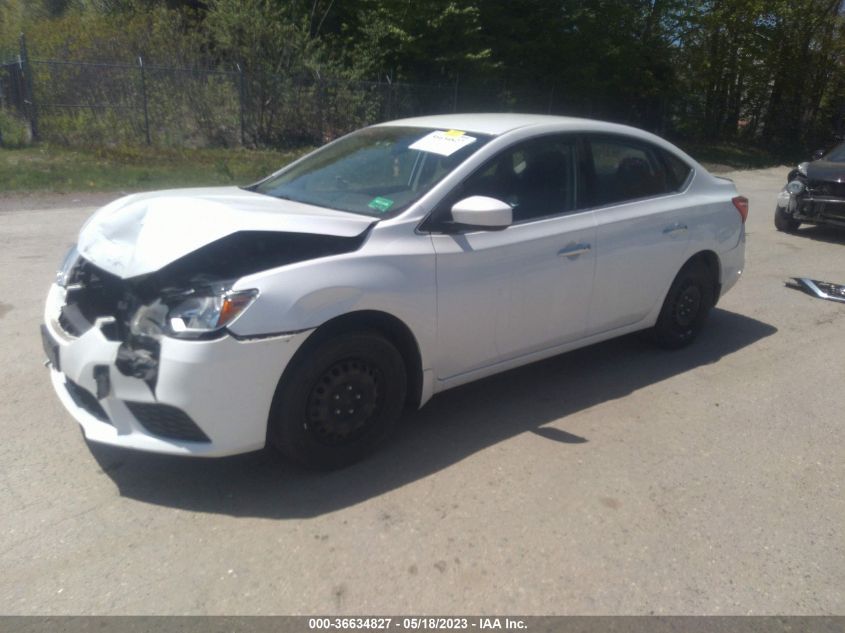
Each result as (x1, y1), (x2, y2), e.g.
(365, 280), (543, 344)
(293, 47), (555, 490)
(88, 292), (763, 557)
(774, 205), (801, 232)
(268, 331), (406, 470)
(649, 260), (715, 349)
(305, 358), (384, 446)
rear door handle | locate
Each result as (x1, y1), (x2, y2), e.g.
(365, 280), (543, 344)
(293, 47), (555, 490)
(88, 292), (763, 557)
(663, 223), (688, 235)
(558, 243), (591, 258)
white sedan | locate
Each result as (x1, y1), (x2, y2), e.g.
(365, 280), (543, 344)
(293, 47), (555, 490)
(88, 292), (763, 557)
(42, 114), (747, 469)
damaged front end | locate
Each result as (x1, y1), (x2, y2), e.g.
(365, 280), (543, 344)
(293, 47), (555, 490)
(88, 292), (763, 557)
(44, 226), (367, 454)
(54, 228), (367, 392)
(777, 162), (845, 228)
(56, 254), (254, 395)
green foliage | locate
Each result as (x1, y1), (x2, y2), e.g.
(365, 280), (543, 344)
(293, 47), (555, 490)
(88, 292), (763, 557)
(37, 107), (141, 146)
(3, 0), (845, 154)
(24, 4), (204, 63)
(205, 0), (324, 76)
(0, 108), (30, 147)
(336, 0), (492, 82)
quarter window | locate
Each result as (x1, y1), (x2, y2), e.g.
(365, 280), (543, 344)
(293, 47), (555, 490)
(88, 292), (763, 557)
(660, 148), (693, 190)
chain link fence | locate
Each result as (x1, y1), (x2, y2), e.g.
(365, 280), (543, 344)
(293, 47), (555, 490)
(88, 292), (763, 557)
(1, 37), (569, 150)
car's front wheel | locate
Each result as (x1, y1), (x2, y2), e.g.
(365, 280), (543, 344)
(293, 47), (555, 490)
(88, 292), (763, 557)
(649, 260), (715, 349)
(774, 205), (801, 232)
(268, 331), (407, 470)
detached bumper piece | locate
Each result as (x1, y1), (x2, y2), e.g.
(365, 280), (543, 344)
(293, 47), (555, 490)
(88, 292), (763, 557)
(786, 278), (845, 304)
(123, 402), (211, 443)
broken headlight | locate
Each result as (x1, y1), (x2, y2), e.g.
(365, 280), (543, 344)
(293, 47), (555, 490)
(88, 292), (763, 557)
(786, 180), (805, 194)
(56, 244), (79, 287)
(167, 288), (258, 336)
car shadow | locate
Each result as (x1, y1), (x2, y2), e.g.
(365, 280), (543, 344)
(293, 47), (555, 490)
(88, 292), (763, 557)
(88, 308), (777, 518)
(793, 224), (845, 245)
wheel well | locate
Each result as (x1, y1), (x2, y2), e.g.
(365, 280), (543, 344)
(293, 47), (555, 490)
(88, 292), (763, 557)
(685, 250), (722, 304)
(295, 310), (424, 408)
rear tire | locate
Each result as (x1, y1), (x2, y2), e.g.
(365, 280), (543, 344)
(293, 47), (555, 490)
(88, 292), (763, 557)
(774, 205), (801, 232)
(649, 260), (715, 349)
(268, 331), (406, 470)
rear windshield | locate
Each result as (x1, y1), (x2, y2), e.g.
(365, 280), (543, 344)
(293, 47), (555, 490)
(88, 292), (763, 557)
(251, 126), (492, 218)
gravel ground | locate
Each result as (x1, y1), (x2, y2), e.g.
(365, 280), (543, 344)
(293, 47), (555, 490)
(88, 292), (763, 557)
(0, 167), (843, 615)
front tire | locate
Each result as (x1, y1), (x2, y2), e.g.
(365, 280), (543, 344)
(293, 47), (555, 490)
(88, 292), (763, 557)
(774, 205), (801, 232)
(268, 331), (407, 470)
(649, 260), (716, 349)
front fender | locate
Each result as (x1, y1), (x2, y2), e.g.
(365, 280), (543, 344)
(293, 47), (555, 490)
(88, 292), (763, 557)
(224, 223), (437, 374)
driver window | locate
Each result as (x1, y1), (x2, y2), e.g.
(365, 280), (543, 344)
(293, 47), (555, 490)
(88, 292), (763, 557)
(460, 135), (577, 223)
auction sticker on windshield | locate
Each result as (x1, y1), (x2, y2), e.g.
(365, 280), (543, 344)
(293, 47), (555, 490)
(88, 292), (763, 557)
(409, 129), (477, 156)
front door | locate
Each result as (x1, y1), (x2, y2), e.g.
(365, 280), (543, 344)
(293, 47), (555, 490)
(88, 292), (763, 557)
(427, 134), (597, 380)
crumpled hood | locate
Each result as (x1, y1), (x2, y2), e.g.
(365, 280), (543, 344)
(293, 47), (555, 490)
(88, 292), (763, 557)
(806, 160), (845, 183)
(77, 187), (375, 278)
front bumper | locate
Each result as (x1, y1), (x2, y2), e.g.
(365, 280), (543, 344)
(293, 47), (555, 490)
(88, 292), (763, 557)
(44, 283), (313, 456)
(777, 190), (845, 227)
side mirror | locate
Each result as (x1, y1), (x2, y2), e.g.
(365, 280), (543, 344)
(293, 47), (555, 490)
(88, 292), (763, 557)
(812, 149), (825, 161)
(450, 196), (512, 230)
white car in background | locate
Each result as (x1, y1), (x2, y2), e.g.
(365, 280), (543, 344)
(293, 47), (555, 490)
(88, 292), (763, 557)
(42, 114), (747, 469)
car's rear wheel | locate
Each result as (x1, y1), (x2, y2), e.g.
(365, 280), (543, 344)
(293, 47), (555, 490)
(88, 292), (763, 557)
(268, 331), (406, 470)
(649, 260), (715, 349)
(774, 205), (801, 232)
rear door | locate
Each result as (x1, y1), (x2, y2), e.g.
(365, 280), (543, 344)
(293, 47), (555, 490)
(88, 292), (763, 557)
(585, 135), (694, 334)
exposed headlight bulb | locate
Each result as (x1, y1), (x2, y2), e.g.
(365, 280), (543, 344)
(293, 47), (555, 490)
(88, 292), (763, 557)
(786, 180), (805, 195)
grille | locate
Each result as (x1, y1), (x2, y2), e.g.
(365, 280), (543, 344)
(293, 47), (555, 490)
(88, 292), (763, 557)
(809, 180), (845, 198)
(60, 257), (140, 340)
(124, 402), (211, 442)
(65, 380), (111, 424)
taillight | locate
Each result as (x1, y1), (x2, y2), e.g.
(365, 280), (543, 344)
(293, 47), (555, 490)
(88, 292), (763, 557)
(732, 196), (749, 223)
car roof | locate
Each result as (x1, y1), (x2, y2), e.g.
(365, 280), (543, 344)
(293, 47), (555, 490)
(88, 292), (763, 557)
(375, 113), (634, 137)
(374, 113), (703, 170)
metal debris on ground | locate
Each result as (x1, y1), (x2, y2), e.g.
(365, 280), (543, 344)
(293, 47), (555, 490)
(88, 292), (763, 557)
(786, 278), (845, 303)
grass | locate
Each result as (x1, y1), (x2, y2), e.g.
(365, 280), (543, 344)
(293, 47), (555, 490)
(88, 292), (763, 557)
(0, 144), (311, 193)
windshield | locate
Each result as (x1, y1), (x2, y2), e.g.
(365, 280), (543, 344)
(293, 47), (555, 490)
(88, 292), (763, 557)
(251, 126), (492, 217)
(825, 143), (845, 162)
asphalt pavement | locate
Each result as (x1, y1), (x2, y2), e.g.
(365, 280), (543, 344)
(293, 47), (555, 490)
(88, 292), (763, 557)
(0, 167), (843, 614)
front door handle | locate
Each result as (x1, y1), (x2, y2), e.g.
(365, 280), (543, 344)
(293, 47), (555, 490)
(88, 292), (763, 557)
(663, 223), (688, 235)
(558, 243), (591, 258)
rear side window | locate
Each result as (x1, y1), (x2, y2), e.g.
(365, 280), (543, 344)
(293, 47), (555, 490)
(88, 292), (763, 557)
(587, 136), (674, 206)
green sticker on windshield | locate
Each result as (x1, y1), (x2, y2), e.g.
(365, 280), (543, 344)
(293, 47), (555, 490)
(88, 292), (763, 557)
(368, 196), (394, 213)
